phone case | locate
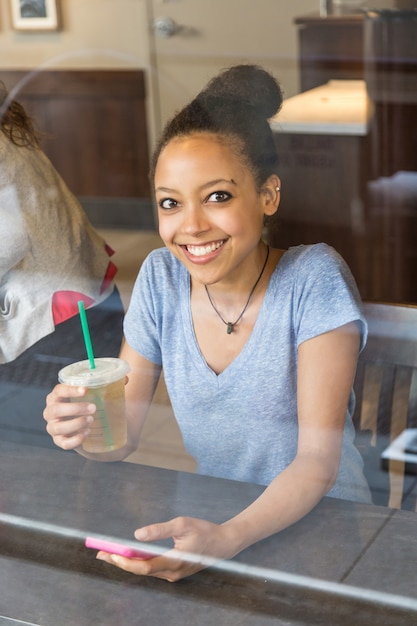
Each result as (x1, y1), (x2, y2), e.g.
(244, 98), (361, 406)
(85, 536), (155, 560)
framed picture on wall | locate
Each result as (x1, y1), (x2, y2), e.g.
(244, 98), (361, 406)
(10, 0), (61, 31)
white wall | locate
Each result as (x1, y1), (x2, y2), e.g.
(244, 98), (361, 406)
(0, 0), (324, 145)
(0, 0), (151, 69)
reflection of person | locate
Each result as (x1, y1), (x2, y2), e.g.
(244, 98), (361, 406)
(0, 84), (123, 390)
(20, 0), (46, 18)
(44, 65), (371, 580)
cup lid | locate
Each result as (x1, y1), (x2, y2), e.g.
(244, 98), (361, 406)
(58, 358), (130, 387)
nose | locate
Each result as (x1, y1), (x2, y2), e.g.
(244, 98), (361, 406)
(181, 204), (210, 236)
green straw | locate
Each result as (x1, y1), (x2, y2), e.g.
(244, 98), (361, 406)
(77, 300), (113, 449)
(78, 300), (96, 369)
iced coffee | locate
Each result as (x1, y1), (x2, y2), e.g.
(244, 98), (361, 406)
(58, 357), (130, 453)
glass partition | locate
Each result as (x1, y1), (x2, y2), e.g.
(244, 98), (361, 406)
(1, 2), (417, 624)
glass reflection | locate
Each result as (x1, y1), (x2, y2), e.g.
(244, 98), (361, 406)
(1, 3), (417, 624)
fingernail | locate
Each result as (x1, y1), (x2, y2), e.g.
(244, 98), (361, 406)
(135, 529), (147, 540)
(87, 404), (96, 413)
(86, 415), (94, 424)
(110, 555), (122, 565)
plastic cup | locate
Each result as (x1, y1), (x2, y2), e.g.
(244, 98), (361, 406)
(58, 357), (130, 453)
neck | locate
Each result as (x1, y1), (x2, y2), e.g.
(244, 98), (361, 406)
(202, 242), (269, 297)
(204, 244), (270, 334)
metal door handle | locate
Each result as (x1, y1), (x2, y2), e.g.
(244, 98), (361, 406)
(153, 16), (182, 38)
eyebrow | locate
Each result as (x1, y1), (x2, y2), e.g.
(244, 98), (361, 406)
(155, 178), (237, 194)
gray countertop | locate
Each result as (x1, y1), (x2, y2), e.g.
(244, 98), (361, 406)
(1, 440), (417, 625)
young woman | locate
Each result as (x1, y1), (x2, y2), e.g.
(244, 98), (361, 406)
(44, 64), (371, 581)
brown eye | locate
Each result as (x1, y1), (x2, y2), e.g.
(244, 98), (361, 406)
(207, 191), (231, 203)
(159, 198), (179, 210)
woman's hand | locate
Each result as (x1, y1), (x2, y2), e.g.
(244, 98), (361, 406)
(43, 383), (95, 450)
(96, 516), (237, 582)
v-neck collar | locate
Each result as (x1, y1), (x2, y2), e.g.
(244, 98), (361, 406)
(180, 251), (288, 386)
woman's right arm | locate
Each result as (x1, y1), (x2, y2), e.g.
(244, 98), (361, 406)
(43, 340), (162, 462)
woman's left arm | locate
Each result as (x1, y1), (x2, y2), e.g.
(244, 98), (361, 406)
(96, 322), (360, 581)
(220, 320), (361, 549)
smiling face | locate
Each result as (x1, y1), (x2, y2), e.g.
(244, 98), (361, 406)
(154, 132), (279, 288)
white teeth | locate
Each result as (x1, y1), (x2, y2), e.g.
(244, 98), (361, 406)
(186, 241), (224, 257)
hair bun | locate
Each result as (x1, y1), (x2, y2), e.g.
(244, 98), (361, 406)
(199, 64), (283, 120)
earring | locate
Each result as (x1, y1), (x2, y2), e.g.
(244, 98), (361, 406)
(275, 186), (281, 192)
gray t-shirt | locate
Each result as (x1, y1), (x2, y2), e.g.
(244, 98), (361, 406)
(124, 243), (371, 503)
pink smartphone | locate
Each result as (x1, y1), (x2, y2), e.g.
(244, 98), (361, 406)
(85, 536), (156, 560)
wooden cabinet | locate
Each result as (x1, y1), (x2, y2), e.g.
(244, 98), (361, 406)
(363, 9), (417, 302)
(270, 130), (370, 296)
(363, 10), (417, 179)
(269, 81), (371, 298)
(271, 12), (417, 305)
(295, 14), (364, 91)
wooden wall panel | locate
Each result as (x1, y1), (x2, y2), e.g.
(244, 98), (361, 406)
(0, 70), (151, 200)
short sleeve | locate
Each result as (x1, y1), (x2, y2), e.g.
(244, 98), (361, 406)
(293, 244), (367, 351)
(123, 253), (163, 366)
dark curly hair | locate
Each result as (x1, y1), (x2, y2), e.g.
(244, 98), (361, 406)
(150, 64), (283, 189)
(0, 81), (40, 148)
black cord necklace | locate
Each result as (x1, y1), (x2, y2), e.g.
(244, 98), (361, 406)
(204, 246), (270, 335)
